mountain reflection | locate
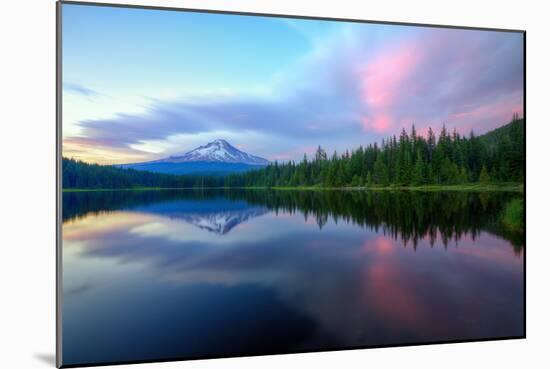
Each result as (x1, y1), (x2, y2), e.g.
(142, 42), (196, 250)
(178, 207), (268, 234)
(129, 198), (268, 235)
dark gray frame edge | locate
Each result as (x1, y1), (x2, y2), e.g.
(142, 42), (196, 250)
(55, 1), (527, 368)
(56, 1), (63, 368)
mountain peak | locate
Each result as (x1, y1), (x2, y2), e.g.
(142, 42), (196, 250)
(162, 139), (269, 165)
(203, 139), (232, 150)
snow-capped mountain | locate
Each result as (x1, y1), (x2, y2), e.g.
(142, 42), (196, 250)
(118, 139), (269, 175)
(158, 139), (269, 165)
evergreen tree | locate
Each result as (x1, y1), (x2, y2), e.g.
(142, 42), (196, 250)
(366, 171), (373, 187)
(412, 151), (426, 185)
(373, 155), (389, 185)
(315, 145), (327, 161)
(351, 174), (361, 187)
(479, 165), (490, 183)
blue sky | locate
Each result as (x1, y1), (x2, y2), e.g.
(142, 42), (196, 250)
(62, 3), (524, 164)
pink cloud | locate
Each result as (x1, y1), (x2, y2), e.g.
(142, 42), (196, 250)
(361, 115), (392, 133)
(361, 45), (421, 108)
(358, 43), (423, 133)
(352, 30), (523, 140)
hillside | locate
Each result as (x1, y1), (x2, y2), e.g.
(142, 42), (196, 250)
(479, 118), (524, 151)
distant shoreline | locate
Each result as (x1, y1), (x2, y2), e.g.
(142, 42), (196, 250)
(62, 183), (523, 193)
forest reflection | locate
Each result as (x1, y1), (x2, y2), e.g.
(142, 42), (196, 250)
(63, 189), (524, 253)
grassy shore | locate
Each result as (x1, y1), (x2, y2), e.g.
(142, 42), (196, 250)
(501, 198), (525, 232)
(245, 183), (523, 192)
(62, 183), (523, 193)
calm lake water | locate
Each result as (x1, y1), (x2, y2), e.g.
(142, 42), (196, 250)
(62, 189), (524, 366)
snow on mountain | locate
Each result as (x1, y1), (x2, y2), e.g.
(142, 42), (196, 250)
(156, 139), (269, 165)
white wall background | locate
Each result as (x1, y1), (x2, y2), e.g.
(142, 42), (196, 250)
(0, 0), (548, 368)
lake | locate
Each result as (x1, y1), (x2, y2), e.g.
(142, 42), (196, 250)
(61, 189), (524, 366)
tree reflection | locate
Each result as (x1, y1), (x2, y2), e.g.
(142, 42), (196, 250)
(63, 189), (524, 251)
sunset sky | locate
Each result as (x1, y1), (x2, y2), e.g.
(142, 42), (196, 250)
(62, 3), (524, 165)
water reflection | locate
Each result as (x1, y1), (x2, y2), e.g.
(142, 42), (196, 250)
(64, 189), (524, 249)
(146, 200), (268, 235)
(62, 189), (524, 366)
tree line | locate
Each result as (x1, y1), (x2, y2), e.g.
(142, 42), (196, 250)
(225, 116), (524, 187)
(62, 157), (225, 189)
(63, 116), (524, 189)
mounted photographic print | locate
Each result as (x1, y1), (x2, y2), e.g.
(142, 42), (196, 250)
(57, 1), (525, 367)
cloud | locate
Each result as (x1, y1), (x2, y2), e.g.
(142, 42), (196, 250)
(63, 82), (100, 97)
(65, 25), (523, 163)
